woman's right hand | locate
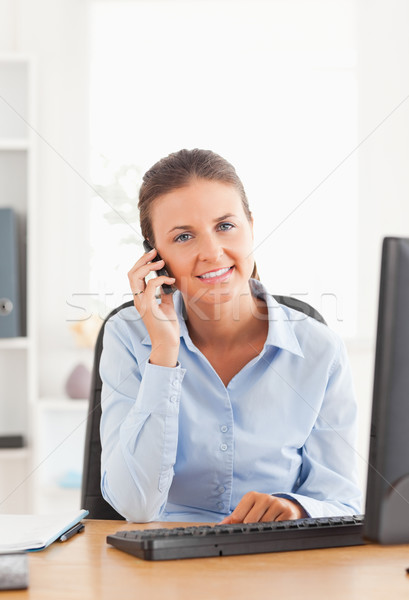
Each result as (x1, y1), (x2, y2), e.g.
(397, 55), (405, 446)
(128, 247), (180, 368)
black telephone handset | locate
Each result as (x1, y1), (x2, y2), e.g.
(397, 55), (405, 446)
(143, 240), (174, 294)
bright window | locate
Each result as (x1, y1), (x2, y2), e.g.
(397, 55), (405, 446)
(89, 0), (358, 336)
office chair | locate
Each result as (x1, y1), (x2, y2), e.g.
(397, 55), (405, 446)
(81, 296), (326, 519)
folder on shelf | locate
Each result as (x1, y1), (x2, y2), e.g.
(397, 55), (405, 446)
(0, 207), (21, 338)
(0, 509), (88, 553)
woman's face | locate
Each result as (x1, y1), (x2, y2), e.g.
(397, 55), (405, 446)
(150, 178), (255, 307)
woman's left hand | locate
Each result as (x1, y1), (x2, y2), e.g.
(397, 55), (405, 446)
(219, 491), (307, 524)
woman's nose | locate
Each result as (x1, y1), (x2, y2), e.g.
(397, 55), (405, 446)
(197, 234), (223, 262)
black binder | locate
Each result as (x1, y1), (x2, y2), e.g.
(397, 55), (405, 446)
(0, 207), (21, 338)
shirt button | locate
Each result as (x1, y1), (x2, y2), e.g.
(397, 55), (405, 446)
(220, 425), (228, 433)
(220, 443), (228, 452)
(170, 395), (178, 403)
(217, 502), (224, 510)
(218, 486), (225, 494)
(172, 379), (180, 389)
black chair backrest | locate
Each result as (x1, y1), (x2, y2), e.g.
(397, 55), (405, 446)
(81, 301), (133, 520)
(81, 296), (326, 519)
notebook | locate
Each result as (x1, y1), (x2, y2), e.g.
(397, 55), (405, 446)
(0, 509), (88, 553)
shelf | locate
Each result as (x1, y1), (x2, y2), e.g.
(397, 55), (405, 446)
(0, 447), (29, 459)
(0, 55), (31, 64)
(0, 139), (30, 151)
(0, 337), (31, 350)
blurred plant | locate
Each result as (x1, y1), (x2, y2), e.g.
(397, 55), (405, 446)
(92, 154), (142, 245)
(89, 153), (143, 315)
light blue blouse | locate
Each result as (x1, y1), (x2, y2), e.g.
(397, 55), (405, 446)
(100, 279), (362, 522)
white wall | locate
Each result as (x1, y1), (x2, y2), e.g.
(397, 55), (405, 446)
(351, 0), (409, 495)
(1, 0), (409, 499)
(357, 0), (409, 339)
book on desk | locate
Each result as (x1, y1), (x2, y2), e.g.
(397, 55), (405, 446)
(0, 509), (88, 553)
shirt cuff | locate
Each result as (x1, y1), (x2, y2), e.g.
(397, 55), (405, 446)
(272, 492), (359, 518)
(135, 360), (186, 414)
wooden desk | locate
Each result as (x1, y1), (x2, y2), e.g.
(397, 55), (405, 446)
(11, 520), (409, 600)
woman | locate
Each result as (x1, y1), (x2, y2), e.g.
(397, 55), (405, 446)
(100, 148), (361, 523)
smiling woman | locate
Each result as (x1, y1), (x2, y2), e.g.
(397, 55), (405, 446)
(99, 148), (362, 525)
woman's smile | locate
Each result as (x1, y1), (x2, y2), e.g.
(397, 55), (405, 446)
(196, 266), (234, 283)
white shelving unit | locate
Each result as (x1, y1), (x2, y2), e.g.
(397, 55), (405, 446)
(0, 337), (31, 350)
(1, 55), (92, 515)
(0, 55), (36, 513)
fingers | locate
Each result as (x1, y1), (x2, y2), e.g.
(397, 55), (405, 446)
(274, 499), (307, 521)
(220, 492), (262, 524)
(128, 257), (166, 291)
(128, 247), (174, 299)
(129, 246), (157, 271)
(133, 275), (176, 307)
(126, 248), (180, 365)
(146, 275), (176, 298)
(220, 493), (306, 524)
(127, 247), (155, 282)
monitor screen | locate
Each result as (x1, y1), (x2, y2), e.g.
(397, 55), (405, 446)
(364, 237), (409, 544)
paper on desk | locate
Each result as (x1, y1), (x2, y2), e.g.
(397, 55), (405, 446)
(0, 509), (88, 553)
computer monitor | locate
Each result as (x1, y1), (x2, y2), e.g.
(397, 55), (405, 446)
(364, 237), (409, 544)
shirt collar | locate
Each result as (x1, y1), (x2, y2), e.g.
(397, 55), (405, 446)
(249, 279), (304, 358)
(142, 280), (304, 358)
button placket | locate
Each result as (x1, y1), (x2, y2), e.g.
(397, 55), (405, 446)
(214, 390), (233, 514)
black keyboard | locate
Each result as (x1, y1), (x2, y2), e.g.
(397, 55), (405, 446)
(107, 514), (365, 561)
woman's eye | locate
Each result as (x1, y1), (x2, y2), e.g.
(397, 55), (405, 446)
(175, 233), (192, 243)
(218, 222), (234, 231)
